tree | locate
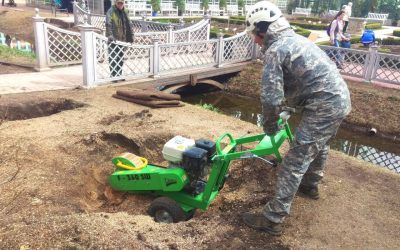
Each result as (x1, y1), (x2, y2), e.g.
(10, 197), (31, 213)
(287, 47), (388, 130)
(176, 0), (185, 15)
(151, 0), (160, 12)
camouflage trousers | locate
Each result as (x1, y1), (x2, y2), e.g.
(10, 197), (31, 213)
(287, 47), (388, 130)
(263, 103), (349, 224)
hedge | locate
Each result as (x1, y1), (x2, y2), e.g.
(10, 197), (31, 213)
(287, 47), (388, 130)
(289, 21), (327, 30)
(212, 17), (246, 25)
(294, 16), (328, 23)
(209, 28), (234, 38)
(393, 30), (400, 37)
(381, 37), (400, 45)
(365, 23), (382, 30)
(293, 26), (311, 37)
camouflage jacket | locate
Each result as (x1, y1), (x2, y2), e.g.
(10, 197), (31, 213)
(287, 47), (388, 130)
(261, 28), (351, 122)
(106, 5), (133, 43)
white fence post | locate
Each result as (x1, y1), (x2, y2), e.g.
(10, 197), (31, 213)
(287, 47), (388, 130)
(167, 24), (174, 43)
(152, 38), (160, 76)
(204, 14), (211, 40)
(216, 32), (224, 67)
(32, 9), (50, 72)
(364, 44), (379, 82)
(252, 42), (260, 61)
(79, 20), (97, 87)
(73, 1), (79, 26)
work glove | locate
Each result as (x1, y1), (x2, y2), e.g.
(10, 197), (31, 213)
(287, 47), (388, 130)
(263, 121), (279, 136)
(107, 36), (115, 44)
(262, 105), (280, 136)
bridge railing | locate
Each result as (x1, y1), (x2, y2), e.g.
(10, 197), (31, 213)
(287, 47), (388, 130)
(319, 45), (400, 85)
(78, 24), (255, 86)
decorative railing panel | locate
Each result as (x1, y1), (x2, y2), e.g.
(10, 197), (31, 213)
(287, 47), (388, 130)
(223, 32), (253, 63)
(319, 45), (369, 78)
(133, 32), (168, 45)
(372, 53), (400, 84)
(158, 41), (218, 72)
(44, 24), (82, 66)
(93, 33), (152, 83)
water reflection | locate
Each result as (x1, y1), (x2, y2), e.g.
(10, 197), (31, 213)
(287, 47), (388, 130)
(182, 92), (400, 173)
(0, 32), (33, 53)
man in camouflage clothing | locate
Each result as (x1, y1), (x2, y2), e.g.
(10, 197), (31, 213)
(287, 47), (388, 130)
(241, 1), (351, 236)
(106, 0), (133, 79)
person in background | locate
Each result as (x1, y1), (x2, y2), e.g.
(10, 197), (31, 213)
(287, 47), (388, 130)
(343, 2), (352, 32)
(105, 0), (133, 81)
(330, 10), (349, 68)
(241, 1), (351, 236)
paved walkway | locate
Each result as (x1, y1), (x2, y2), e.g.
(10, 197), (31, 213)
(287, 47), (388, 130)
(0, 65), (82, 94)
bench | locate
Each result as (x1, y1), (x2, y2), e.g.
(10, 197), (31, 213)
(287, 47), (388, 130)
(293, 7), (312, 17)
(209, 3), (225, 16)
(226, 4), (243, 16)
(185, 1), (203, 16)
(51, 0), (69, 17)
(366, 12), (389, 25)
(125, 0), (153, 17)
(160, 1), (178, 16)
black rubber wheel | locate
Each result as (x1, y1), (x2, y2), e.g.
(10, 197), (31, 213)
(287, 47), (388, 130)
(148, 197), (187, 223)
(185, 209), (196, 221)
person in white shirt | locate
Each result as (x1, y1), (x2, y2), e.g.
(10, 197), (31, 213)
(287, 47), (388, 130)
(330, 10), (349, 68)
(343, 2), (352, 32)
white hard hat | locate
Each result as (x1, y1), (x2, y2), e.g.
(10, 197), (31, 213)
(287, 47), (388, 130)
(245, 1), (282, 33)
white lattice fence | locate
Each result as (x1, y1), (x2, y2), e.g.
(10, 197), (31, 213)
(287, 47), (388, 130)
(319, 46), (369, 78)
(44, 24), (82, 66)
(172, 19), (210, 43)
(222, 32), (253, 63)
(133, 32), (168, 45)
(372, 53), (400, 85)
(158, 41), (218, 73)
(93, 33), (152, 83)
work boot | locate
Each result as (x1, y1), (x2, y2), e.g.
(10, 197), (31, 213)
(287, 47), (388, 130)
(298, 184), (320, 200)
(241, 212), (282, 236)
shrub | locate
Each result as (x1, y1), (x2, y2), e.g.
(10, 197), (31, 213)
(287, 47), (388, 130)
(365, 23), (382, 30)
(381, 37), (400, 45)
(393, 30), (400, 37)
(293, 26), (311, 37)
(209, 28), (234, 38)
(289, 21), (327, 30)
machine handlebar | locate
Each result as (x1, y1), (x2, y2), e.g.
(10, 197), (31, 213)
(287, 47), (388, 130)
(215, 133), (236, 156)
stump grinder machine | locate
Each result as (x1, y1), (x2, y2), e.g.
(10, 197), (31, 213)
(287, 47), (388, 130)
(109, 112), (293, 223)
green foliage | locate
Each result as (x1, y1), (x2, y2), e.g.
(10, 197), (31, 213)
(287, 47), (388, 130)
(209, 28), (234, 38)
(0, 45), (35, 61)
(219, 0), (227, 8)
(151, 0), (161, 12)
(201, 0), (208, 10)
(154, 17), (202, 23)
(238, 0), (244, 9)
(175, 0), (185, 16)
(293, 26), (312, 37)
(393, 30), (400, 37)
(289, 21), (327, 30)
(212, 17), (245, 25)
(381, 37), (400, 45)
(197, 101), (221, 113)
(365, 22), (382, 29)
(295, 16), (328, 23)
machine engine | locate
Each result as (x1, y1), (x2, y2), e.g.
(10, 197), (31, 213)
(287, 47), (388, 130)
(162, 136), (215, 195)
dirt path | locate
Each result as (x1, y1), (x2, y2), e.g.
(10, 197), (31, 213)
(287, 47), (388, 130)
(0, 86), (399, 249)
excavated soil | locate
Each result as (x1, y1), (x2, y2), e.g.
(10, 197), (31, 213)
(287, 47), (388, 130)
(0, 85), (399, 249)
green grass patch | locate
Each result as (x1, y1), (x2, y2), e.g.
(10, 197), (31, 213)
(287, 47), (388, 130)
(0, 45), (35, 64)
(393, 30), (400, 37)
(197, 102), (221, 113)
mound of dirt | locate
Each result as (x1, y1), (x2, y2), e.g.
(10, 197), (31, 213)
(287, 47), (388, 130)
(0, 86), (399, 249)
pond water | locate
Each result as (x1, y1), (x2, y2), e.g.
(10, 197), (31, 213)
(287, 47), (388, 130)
(182, 90), (400, 173)
(0, 32), (33, 53)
